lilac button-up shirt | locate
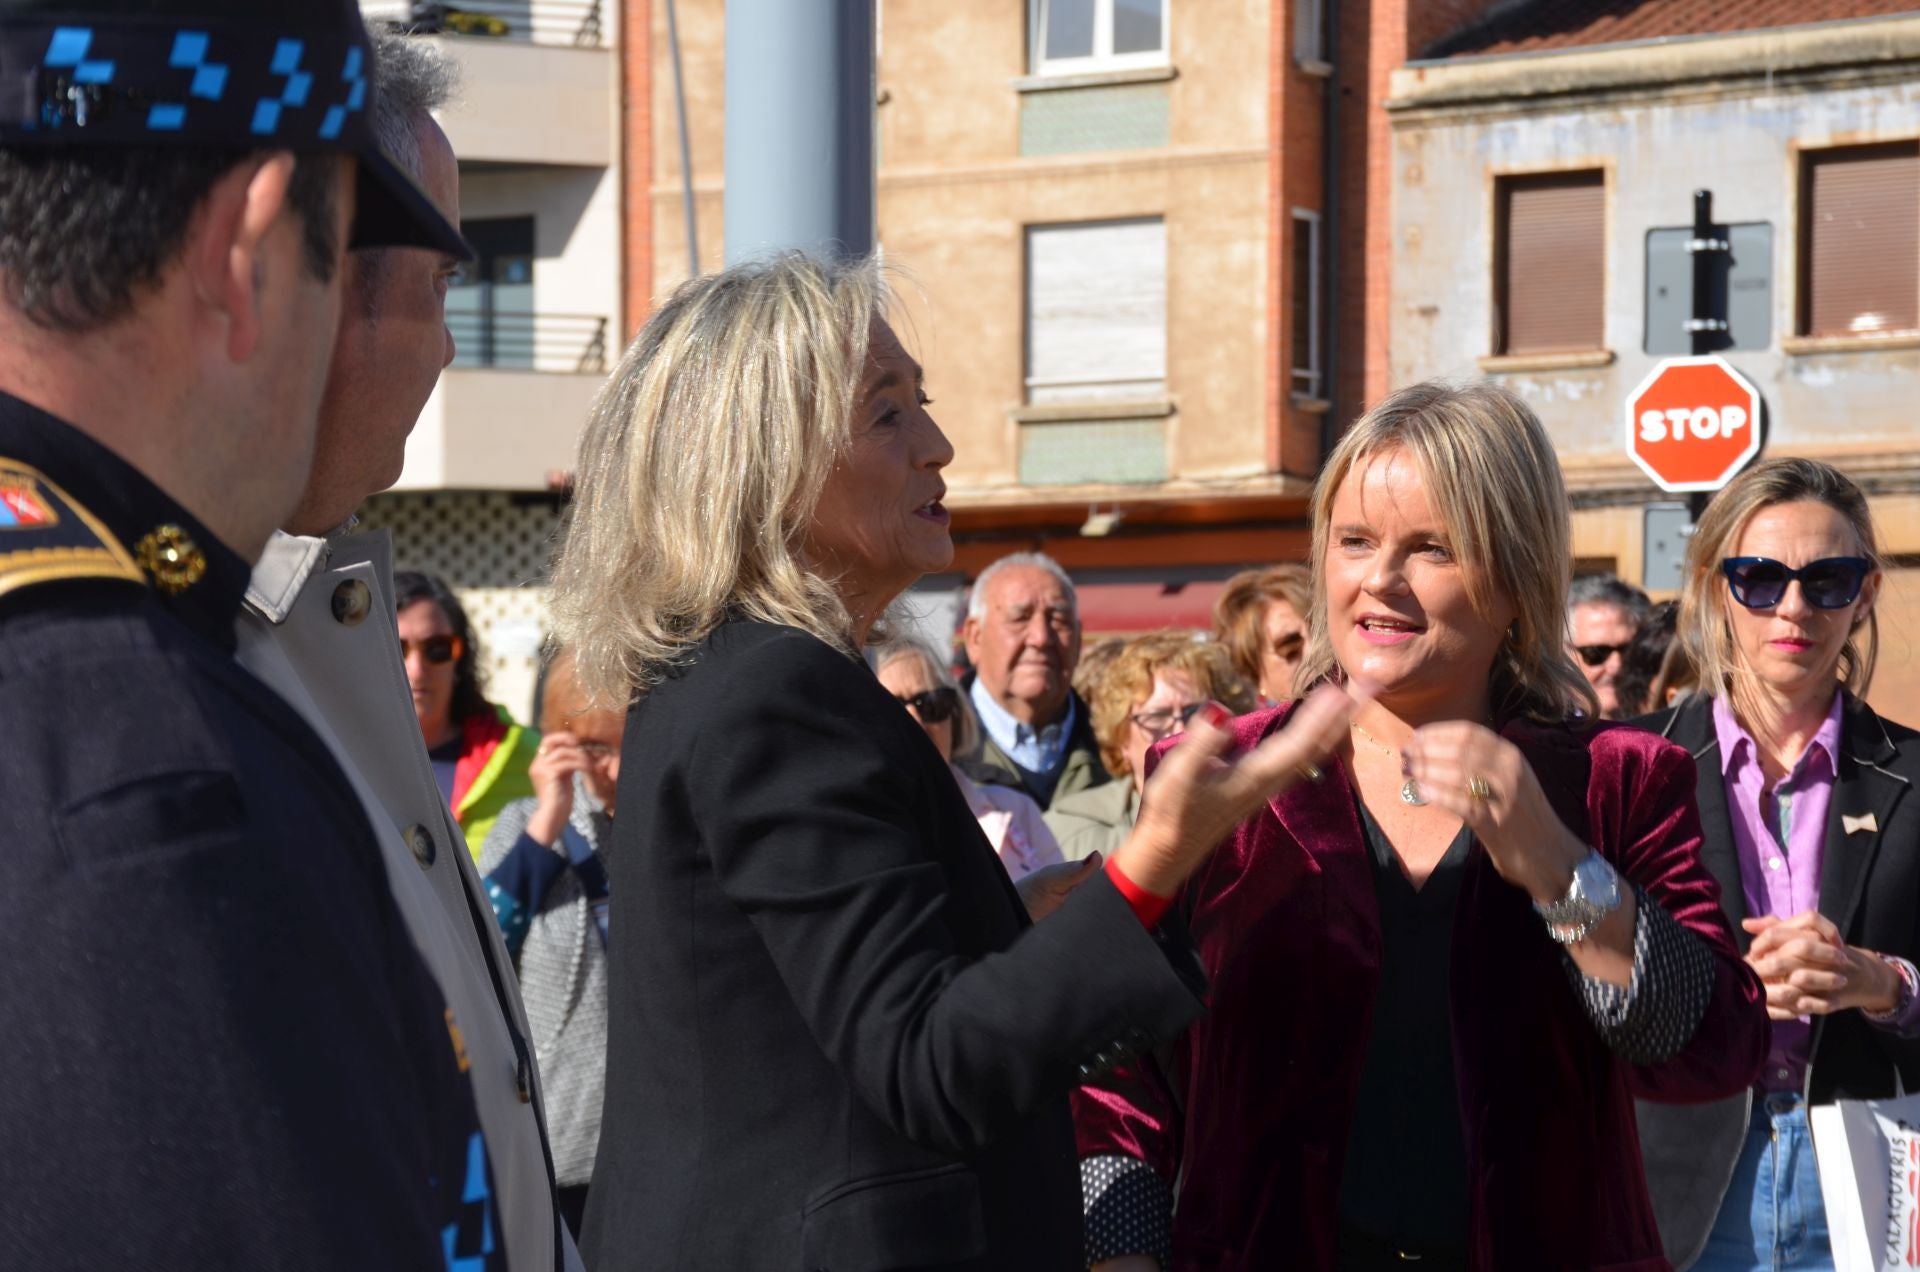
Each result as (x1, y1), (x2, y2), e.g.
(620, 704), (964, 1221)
(1714, 692), (1843, 1092)
(1714, 691), (1920, 1091)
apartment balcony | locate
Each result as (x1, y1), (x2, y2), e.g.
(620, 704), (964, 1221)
(396, 311), (612, 491)
(361, 1), (615, 167)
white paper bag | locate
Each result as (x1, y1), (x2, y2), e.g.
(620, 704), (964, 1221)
(1811, 1092), (1920, 1270)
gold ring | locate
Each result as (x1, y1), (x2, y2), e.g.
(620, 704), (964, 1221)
(1466, 775), (1494, 801)
(1299, 761), (1325, 785)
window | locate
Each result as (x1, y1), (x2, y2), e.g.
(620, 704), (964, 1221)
(1032, 0), (1167, 75)
(448, 217), (536, 370)
(1294, 0), (1326, 65)
(1290, 209), (1322, 398)
(1494, 171), (1605, 355)
(1025, 218), (1167, 404)
(1799, 142), (1919, 338)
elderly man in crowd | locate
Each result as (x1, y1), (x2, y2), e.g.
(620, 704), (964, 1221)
(961, 552), (1112, 809)
(1567, 572), (1652, 719)
(233, 35), (582, 1272)
(0, 1), (499, 1266)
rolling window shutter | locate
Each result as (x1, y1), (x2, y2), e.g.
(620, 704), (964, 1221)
(1500, 173), (1605, 354)
(1805, 143), (1920, 338)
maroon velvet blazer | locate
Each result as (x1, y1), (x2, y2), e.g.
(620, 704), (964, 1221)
(1073, 704), (1768, 1271)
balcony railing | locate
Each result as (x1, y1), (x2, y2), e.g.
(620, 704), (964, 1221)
(362, 1), (606, 48)
(449, 312), (609, 374)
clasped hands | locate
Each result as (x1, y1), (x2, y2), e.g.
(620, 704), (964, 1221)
(1742, 910), (1901, 1020)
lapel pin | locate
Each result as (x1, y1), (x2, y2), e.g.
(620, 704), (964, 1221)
(1842, 812), (1879, 835)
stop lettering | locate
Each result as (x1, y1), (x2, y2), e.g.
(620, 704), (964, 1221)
(1623, 355), (1763, 493)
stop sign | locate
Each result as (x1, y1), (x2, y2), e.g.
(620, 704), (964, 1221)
(1624, 355), (1763, 493)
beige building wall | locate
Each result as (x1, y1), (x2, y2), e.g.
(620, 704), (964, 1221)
(647, 0), (1282, 509)
(1388, 17), (1920, 721)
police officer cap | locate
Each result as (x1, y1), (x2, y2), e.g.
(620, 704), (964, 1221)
(0, 0), (470, 260)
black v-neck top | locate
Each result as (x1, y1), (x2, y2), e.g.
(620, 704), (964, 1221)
(1337, 800), (1474, 1253)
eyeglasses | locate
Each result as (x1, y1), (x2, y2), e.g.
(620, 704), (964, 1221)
(1129, 702), (1208, 738)
(576, 741), (617, 761)
(399, 634), (465, 666)
(1570, 642), (1629, 668)
(1721, 556), (1871, 611)
(894, 686), (961, 724)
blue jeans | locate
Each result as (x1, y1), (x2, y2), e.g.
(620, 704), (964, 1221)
(1694, 1093), (1833, 1272)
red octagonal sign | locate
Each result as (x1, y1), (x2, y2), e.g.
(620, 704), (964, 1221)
(1625, 355), (1763, 493)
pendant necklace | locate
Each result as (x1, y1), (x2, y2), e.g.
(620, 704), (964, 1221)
(1351, 721), (1426, 806)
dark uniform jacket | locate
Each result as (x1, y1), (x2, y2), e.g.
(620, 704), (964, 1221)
(581, 620), (1204, 1272)
(1636, 692), (1920, 1269)
(0, 392), (504, 1271)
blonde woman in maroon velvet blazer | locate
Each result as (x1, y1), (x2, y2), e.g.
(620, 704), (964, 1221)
(1074, 382), (1768, 1272)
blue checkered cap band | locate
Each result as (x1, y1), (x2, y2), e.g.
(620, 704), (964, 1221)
(0, 14), (471, 258)
(0, 18), (370, 146)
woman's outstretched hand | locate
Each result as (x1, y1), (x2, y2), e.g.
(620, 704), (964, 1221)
(1114, 685), (1357, 900)
(1016, 853), (1104, 923)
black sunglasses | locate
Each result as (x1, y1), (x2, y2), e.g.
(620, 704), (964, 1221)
(399, 634), (464, 666)
(1721, 556), (1871, 611)
(1570, 642), (1629, 668)
(895, 686), (962, 724)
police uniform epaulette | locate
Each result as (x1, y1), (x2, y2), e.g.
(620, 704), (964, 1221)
(0, 456), (143, 598)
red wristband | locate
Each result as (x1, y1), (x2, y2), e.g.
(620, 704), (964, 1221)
(1105, 855), (1174, 929)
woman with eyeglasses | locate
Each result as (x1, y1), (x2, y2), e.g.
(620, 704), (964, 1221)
(1047, 631), (1258, 863)
(545, 254), (1354, 1272)
(874, 636), (1064, 882)
(395, 569), (540, 858)
(1635, 457), (1920, 1272)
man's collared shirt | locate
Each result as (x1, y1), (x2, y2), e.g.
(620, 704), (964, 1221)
(970, 676), (1075, 780)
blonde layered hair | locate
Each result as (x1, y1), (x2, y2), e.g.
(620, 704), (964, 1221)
(1090, 631), (1257, 778)
(1678, 457), (1880, 723)
(1295, 380), (1598, 723)
(549, 253), (891, 704)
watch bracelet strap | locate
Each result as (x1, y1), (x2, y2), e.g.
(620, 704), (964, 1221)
(1534, 851), (1620, 944)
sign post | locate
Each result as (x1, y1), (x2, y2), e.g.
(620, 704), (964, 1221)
(1624, 355), (1763, 494)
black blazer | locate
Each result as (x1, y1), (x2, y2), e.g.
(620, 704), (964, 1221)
(1636, 691), (1920, 1267)
(580, 621), (1204, 1272)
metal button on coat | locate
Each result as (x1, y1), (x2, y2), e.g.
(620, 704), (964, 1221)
(330, 578), (372, 626)
(404, 824), (436, 868)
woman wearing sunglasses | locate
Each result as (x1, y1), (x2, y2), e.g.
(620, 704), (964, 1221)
(1047, 630), (1257, 863)
(874, 636), (1064, 882)
(395, 569), (540, 858)
(1636, 458), (1920, 1272)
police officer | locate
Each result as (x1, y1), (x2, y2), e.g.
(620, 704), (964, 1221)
(0, 2), (503, 1267)
(236, 33), (582, 1271)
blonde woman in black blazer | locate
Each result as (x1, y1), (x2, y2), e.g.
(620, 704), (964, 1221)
(547, 254), (1354, 1272)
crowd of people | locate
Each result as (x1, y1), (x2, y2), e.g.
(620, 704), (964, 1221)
(2, 5), (1917, 1272)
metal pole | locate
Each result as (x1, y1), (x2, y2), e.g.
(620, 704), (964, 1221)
(723, 0), (876, 264)
(664, 0), (699, 275)
(1687, 189), (1717, 522)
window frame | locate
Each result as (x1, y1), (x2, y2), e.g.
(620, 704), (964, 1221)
(1030, 0), (1170, 77)
(1023, 215), (1169, 406)
(1289, 208), (1323, 400)
(1491, 168), (1607, 357)
(1795, 139), (1920, 340)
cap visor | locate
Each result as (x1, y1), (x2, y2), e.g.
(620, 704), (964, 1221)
(350, 146), (473, 260)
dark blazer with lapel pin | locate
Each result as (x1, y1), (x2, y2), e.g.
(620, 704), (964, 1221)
(1635, 691), (1920, 1269)
(579, 620), (1206, 1272)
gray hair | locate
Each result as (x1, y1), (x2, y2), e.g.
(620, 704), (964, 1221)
(966, 552), (1078, 624)
(873, 636), (980, 761)
(1568, 573), (1651, 627)
(370, 34), (459, 181)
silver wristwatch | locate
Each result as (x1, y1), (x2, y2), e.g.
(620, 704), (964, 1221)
(1533, 851), (1623, 944)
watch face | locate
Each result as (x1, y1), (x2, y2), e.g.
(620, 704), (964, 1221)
(1574, 855), (1621, 910)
